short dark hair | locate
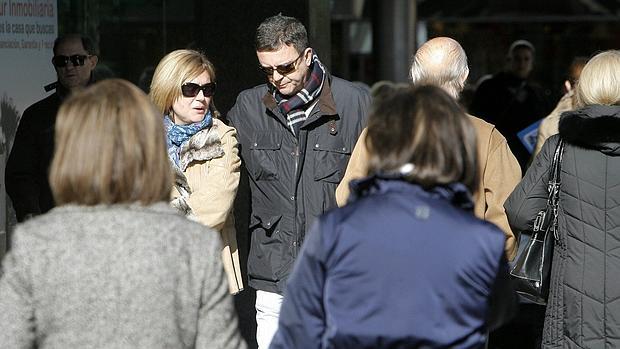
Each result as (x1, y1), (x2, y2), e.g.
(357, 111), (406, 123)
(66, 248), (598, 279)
(366, 85), (479, 193)
(255, 14), (308, 53)
(53, 34), (97, 56)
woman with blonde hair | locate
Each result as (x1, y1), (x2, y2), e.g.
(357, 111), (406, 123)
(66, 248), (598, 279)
(271, 85), (516, 349)
(150, 49), (243, 294)
(506, 50), (620, 347)
(0, 79), (246, 348)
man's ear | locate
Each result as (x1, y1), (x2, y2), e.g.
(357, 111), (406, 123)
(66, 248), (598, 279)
(89, 55), (99, 69)
(304, 48), (313, 66)
(460, 69), (469, 86)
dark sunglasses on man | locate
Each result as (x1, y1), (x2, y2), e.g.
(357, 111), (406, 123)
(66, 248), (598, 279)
(181, 82), (217, 98)
(52, 54), (91, 68)
(258, 52), (305, 76)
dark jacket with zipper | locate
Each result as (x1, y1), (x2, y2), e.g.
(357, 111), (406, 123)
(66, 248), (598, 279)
(505, 105), (620, 348)
(227, 75), (370, 293)
(5, 90), (63, 222)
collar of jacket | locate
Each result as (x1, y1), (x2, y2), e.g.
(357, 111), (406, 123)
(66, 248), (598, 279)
(348, 174), (475, 211)
(559, 104), (620, 154)
(262, 73), (337, 119)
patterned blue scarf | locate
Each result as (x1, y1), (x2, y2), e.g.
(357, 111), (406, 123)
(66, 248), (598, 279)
(164, 111), (213, 168)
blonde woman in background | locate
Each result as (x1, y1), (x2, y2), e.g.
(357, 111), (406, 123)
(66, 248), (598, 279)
(150, 49), (243, 294)
(506, 50), (620, 348)
(0, 79), (246, 348)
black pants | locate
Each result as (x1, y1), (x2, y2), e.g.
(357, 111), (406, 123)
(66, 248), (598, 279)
(488, 303), (546, 349)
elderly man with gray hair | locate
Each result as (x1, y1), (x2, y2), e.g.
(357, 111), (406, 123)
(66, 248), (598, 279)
(336, 37), (521, 261)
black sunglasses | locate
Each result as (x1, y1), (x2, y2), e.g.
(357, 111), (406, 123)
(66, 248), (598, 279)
(181, 82), (217, 98)
(52, 54), (90, 68)
(258, 52), (304, 76)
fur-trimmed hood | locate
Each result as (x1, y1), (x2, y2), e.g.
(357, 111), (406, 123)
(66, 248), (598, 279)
(559, 105), (620, 155)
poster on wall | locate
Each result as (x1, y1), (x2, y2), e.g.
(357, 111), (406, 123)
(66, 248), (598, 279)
(0, 0), (58, 257)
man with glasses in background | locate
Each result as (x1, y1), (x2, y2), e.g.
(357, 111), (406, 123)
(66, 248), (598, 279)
(227, 14), (370, 348)
(5, 34), (98, 222)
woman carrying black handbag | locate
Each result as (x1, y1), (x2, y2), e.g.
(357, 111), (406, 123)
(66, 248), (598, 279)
(509, 138), (564, 305)
(505, 50), (620, 348)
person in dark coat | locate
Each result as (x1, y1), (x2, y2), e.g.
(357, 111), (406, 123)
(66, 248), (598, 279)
(227, 14), (369, 348)
(5, 34), (98, 222)
(505, 50), (620, 348)
(271, 85), (517, 349)
(470, 40), (551, 171)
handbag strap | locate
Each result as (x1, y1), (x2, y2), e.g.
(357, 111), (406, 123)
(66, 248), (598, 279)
(548, 138), (564, 239)
(548, 139), (564, 190)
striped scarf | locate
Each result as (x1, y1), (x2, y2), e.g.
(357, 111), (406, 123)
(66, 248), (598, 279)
(274, 53), (326, 136)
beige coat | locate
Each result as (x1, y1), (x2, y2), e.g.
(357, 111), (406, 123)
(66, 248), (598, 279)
(171, 118), (243, 294)
(335, 115), (522, 260)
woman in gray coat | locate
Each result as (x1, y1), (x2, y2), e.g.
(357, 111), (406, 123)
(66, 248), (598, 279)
(505, 50), (620, 348)
(0, 79), (246, 349)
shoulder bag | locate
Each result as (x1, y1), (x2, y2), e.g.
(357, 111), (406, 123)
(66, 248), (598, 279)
(510, 138), (564, 305)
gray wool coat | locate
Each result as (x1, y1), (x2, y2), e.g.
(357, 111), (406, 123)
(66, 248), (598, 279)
(505, 105), (620, 348)
(0, 203), (246, 349)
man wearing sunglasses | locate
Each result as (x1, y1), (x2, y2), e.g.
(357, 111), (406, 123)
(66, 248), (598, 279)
(227, 14), (370, 349)
(5, 34), (98, 222)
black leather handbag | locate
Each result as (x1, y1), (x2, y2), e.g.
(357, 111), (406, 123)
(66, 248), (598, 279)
(510, 139), (564, 305)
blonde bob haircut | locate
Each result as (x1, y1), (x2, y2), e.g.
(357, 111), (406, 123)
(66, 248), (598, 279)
(50, 79), (172, 205)
(366, 85), (479, 193)
(149, 49), (220, 118)
(576, 50), (620, 107)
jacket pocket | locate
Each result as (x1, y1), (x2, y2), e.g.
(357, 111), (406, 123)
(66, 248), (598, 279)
(312, 134), (351, 183)
(248, 214), (293, 283)
(249, 131), (282, 181)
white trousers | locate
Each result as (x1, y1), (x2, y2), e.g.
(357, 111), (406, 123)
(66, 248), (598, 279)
(255, 290), (284, 349)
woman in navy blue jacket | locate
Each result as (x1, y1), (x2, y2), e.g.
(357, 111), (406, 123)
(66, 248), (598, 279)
(270, 85), (517, 349)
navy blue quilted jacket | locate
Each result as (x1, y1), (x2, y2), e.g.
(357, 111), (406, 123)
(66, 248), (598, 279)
(271, 175), (516, 349)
